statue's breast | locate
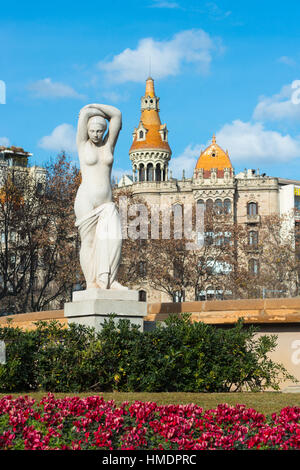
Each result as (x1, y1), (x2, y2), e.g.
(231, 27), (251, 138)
(99, 147), (113, 166)
(80, 142), (113, 167)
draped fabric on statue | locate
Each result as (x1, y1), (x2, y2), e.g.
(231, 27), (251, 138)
(75, 202), (122, 287)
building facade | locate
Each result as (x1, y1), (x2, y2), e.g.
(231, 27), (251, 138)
(117, 78), (300, 303)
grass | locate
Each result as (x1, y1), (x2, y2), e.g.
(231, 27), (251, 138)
(1, 392), (300, 415)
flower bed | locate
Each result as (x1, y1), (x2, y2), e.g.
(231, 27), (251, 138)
(0, 394), (299, 450)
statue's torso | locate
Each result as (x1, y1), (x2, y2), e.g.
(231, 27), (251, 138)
(75, 141), (113, 219)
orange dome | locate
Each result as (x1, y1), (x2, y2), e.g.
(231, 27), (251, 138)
(195, 134), (232, 171)
(129, 78), (171, 154)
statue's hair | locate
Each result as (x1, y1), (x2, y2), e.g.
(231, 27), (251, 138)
(88, 115), (107, 131)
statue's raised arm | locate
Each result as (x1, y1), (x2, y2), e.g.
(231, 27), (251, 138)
(77, 103), (122, 153)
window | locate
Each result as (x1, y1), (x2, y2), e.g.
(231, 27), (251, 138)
(206, 199), (213, 212)
(224, 199), (231, 214)
(172, 290), (185, 303)
(139, 290), (147, 302)
(204, 231), (214, 246)
(139, 130), (144, 139)
(139, 164), (145, 182)
(10, 231), (16, 243)
(249, 258), (259, 275)
(138, 261), (147, 277)
(37, 182), (43, 194)
(248, 231), (258, 246)
(214, 199), (223, 215)
(247, 202), (258, 216)
(147, 163), (154, 182)
(173, 261), (183, 279)
(197, 199), (205, 211)
(155, 164), (162, 181)
(223, 231), (232, 245)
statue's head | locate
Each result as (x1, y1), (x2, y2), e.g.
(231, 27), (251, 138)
(87, 115), (107, 144)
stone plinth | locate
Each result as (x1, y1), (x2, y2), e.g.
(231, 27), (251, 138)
(64, 288), (147, 332)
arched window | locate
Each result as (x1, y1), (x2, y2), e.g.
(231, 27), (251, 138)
(248, 231), (258, 246)
(214, 199), (223, 215)
(206, 199), (213, 211)
(249, 258), (259, 275)
(224, 198), (231, 214)
(147, 163), (154, 182)
(138, 290), (147, 302)
(139, 130), (144, 139)
(155, 163), (161, 181)
(247, 202), (258, 216)
(139, 164), (145, 182)
(197, 199), (205, 210)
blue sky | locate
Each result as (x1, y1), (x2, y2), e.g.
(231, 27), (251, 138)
(1, 0), (300, 180)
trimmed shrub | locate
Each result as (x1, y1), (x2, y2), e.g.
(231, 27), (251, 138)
(0, 314), (296, 392)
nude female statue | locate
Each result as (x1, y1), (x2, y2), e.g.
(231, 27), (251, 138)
(74, 103), (127, 290)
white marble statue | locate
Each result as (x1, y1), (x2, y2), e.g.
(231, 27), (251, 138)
(74, 103), (127, 290)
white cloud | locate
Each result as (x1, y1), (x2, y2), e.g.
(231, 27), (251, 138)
(0, 137), (10, 147)
(102, 90), (129, 103)
(277, 56), (296, 66)
(206, 2), (231, 20)
(216, 120), (300, 163)
(170, 144), (202, 178)
(98, 29), (219, 83)
(28, 78), (85, 99)
(253, 81), (300, 121)
(38, 124), (77, 153)
(149, 0), (181, 8)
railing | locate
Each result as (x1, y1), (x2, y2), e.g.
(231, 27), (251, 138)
(246, 214), (260, 224)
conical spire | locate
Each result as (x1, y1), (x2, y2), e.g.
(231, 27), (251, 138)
(129, 77), (171, 155)
(145, 77), (155, 98)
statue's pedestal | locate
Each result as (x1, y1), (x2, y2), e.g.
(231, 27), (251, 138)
(64, 288), (147, 332)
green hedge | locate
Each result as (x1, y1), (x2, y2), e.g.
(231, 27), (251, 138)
(0, 314), (296, 392)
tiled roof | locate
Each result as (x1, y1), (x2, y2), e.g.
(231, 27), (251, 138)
(195, 135), (232, 171)
(129, 79), (171, 154)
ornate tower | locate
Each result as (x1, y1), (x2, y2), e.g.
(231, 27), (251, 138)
(129, 77), (172, 182)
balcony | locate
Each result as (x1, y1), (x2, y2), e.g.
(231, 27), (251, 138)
(246, 214), (260, 224)
(245, 244), (262, 253)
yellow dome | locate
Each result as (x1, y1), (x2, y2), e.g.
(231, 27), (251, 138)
(195, 134), (232, 171)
